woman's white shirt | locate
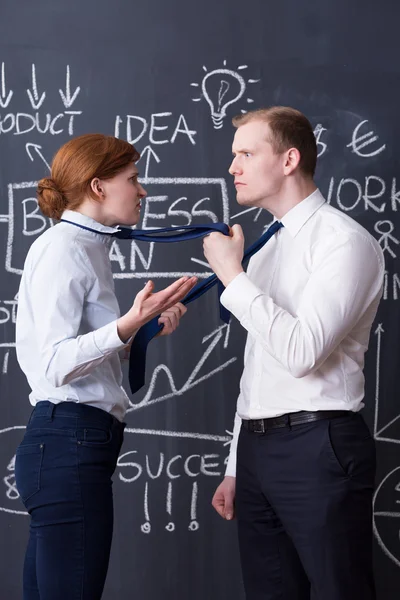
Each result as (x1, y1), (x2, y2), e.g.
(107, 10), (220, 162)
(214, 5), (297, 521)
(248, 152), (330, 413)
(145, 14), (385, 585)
(16, 210), (130, 422)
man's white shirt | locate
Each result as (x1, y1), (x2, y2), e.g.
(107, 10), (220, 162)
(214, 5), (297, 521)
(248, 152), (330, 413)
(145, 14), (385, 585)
(220, 190), (384, 476)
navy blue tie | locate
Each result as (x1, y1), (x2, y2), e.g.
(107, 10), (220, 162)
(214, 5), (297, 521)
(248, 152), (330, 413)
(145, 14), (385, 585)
(60, 219), (230, 241)
(60, 218), (283, 393)
(128, 220), (284, 394)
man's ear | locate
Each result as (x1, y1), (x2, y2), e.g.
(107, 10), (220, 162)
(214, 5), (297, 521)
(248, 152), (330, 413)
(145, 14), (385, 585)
(283, 148), (301, 175)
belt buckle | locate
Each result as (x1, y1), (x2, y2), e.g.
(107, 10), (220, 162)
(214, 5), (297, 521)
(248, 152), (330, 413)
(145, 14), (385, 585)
(252, 419), (265, 434)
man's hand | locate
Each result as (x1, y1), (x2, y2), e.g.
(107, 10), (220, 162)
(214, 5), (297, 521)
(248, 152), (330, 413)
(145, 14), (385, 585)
(212, 476), (236, 520)
(157, 302), (187, 336)
(203, 224), (245, 287)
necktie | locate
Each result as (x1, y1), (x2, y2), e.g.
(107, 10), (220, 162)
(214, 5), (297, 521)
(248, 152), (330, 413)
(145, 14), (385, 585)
(128, 220), (284, 393)
(60, 218), (283, 393)
(60, 219), (230, 241)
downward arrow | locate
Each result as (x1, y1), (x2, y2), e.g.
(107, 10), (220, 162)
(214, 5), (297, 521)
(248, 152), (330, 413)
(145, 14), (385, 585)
(26, 64), (46, 110)
(26, 143), (51, 171)
(139, 145), (161, 178)
(0, 62), (13, 108)
(59, 65), (80, 108)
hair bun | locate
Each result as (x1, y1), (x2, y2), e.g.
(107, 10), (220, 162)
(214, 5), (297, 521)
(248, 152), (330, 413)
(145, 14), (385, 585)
(37, 177), (59, 193)
(37, 177), (67, 220)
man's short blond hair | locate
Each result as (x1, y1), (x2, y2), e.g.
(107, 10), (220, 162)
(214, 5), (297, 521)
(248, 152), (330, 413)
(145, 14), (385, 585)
(232, 106), (317, 177)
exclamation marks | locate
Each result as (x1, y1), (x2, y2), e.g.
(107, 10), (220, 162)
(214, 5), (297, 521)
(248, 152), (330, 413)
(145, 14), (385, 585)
(188, 481), (199, 531)
(165, 481), (175, 532)
(141, 482), (151, 533)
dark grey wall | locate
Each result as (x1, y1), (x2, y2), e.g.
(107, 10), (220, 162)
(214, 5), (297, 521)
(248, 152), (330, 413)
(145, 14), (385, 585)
(0, 1), (399, 598)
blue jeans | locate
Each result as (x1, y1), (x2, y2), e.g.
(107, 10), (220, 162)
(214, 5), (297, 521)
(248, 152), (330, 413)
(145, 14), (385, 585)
(15, 401), (125, 600)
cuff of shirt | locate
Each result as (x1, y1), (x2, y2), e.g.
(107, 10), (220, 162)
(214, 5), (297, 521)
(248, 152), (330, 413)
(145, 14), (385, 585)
(224, 412), (242, 477)
(220, 272), (263, 322)
(93, 320), (129, 356)
(225, 451), (237, 477)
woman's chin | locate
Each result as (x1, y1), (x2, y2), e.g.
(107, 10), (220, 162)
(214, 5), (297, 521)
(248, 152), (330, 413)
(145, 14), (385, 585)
(122, 215), (140, 227)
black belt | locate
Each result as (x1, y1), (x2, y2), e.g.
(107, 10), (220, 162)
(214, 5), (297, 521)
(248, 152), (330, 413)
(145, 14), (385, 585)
(241, 410), (350, 433)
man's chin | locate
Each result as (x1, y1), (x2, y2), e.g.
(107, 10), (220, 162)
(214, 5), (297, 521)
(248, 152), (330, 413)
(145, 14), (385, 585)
(236, 192), (256, 207)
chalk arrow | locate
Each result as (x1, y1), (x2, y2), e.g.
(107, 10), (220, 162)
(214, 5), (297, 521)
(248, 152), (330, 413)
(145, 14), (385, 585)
(26, 143), (51, 171)
(374, 323), (384, 436)
(0, 62), (13, 108)
(59, 65), (80, 108)
(26, 64), (46, 110)
(129, 322), (235, 412)
(139, 146), (161, 178)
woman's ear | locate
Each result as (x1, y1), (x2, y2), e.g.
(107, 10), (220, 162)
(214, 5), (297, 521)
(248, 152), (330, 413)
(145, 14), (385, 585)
(90, 177), (105, 198)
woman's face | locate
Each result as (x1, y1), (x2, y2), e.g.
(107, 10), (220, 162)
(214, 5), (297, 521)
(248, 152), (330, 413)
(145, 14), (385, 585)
(99, 163), (147, 227)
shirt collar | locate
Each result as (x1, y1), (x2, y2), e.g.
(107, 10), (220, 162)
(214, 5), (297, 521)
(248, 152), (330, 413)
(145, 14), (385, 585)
(61, 210), (120, 236)
(280, 189), (325, 238)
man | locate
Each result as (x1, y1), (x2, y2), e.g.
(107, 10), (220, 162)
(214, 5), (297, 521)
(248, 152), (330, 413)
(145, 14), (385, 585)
(203, 106), (384, 600)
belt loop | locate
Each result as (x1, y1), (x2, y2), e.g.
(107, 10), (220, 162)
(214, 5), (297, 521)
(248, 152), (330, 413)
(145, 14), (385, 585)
(47, 402), (55, 422)
(285, 414), (291, 429)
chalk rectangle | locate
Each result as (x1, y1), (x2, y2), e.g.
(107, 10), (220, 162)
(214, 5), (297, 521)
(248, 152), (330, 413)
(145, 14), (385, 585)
(5, 178), (229, 278)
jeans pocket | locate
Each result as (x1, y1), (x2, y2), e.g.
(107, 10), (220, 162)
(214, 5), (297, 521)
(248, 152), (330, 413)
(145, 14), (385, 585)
(77, 427), (113, 447)
(15, 442), (44, 503)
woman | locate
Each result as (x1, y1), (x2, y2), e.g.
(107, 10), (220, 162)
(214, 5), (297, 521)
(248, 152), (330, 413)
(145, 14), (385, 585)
(14, 133), (197, 600)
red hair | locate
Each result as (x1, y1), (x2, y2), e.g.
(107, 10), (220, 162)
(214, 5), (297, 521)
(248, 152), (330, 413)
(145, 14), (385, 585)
(37, 134), (140, 220)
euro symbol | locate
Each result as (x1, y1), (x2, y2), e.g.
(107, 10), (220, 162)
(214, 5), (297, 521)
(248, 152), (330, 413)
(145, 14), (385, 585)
(347, 120), (386, 157)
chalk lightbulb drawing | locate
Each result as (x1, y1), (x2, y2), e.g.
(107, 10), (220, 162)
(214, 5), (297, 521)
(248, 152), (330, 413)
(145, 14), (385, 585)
(191, 61), (260, 129)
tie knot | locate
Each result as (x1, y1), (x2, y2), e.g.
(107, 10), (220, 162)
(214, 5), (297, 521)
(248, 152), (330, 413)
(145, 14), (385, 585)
(270, 220), (283, 233)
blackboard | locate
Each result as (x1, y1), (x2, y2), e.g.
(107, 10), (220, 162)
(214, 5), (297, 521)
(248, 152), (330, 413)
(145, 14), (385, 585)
(0, 1), (399, 598)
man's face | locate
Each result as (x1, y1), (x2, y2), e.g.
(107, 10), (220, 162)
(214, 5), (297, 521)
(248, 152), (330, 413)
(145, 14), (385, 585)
(100, 163), (147, 226)
(229, 121), (285, 207)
